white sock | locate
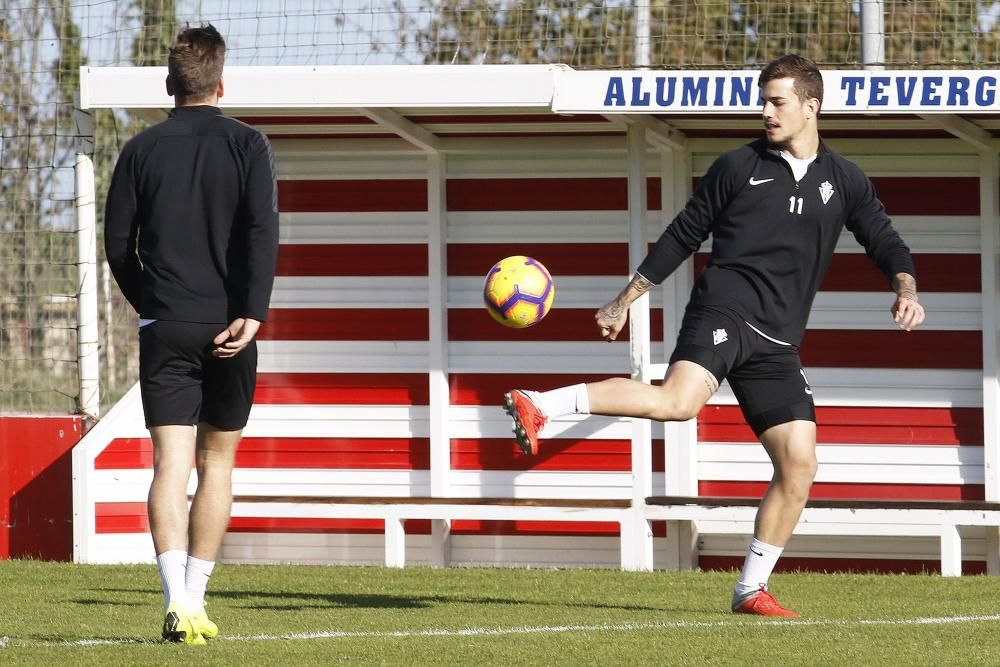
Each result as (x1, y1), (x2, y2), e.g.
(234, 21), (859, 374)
(529, 384), (590, 419)
(734, 537), (783, 600)
(185, 555), (216, 611)
(156, 550), (189, 610)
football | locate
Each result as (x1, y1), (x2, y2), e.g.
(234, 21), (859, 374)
(482, 255), (555, 328)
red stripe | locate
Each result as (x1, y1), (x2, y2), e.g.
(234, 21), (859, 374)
(870, 177), (979, 215)
(698, 555), (986, 575)
(800, 330), (981, 369)
(446, 178), (661, 211)
(229, 517), (386, 534)
(279, 180), (427, 212)
(695, 253), (980, 292)
(819, 254), (981, 292)
(698, 481), (985, 501)
(97, 437), (429, 470)
(452, 438), (665, 472)
(448, 308), (663, 342)
(700, 405), (984, 445)
(277, 176), (977, 215)
(95, 502), (147, 534)
(691, 176), (980, 216)
(449, 373), (626, 405)
(448, 243), (629, 276)
(237, 116), (378, 126)
(260, 308), (427, 341)
(276, 244), (428, 276)
(407, 114), (613, 125)
(95, 439), (153, 469)
(255, 373), (429, 405)
(237, 439), (428, 469)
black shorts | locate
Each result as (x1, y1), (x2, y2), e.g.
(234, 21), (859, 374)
(138, 320), (257, 430)
(668, 305), (815, 437)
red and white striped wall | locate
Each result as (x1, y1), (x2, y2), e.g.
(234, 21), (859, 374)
(72, 128), (994, 573)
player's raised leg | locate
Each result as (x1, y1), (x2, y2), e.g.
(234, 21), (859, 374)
(732, 419), (817, 617)
(505, 360), (718, 454)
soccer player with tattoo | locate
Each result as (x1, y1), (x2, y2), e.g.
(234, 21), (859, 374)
(105, 25), (279, 643)
(504, 54), (925, 617)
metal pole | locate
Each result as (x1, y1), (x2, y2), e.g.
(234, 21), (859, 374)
(634, 0), (651, 68)
(102, 260), (116, 392)
(75, 153), (100, 422)
(860, 0), (885, 69)
(626, 124), (654, 571)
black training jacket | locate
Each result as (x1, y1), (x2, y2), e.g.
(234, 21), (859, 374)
(105, 105), (279, 323)
(636, 138), (915, 346)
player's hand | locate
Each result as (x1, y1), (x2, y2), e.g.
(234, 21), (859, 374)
(213, 318), (261, 357)
(595, 300), (629, 342)
(891, 296), (925, 331)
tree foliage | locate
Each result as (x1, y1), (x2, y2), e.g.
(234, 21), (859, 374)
(401, 1), (1000, 68)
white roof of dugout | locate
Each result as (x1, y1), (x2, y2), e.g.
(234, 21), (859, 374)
(79, 64), (1000, 149)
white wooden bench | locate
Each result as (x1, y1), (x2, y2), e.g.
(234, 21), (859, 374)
(229, 494), (1000, 575)
(230, 496), (632, 568)
(646, 495), (1000, 576)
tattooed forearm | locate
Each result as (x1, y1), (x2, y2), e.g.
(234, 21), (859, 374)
(627, 273), (654, 295)
(892, 272), (918, 301)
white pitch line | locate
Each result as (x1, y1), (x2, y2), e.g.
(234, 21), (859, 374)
(3, 615), (999, 649)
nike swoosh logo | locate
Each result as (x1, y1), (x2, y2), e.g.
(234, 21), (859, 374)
(750, 548), (764, 557)
(748, 177), (774, 185)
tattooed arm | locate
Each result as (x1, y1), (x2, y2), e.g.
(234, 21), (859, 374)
(595, 273), (655, 342)
(890, 272), (925, 331)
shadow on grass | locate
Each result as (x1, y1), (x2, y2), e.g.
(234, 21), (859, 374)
(82, 588), (678, 613)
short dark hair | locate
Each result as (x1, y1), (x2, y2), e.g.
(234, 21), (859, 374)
(758, 54), (823, 106)
(167, 24), (226, 101)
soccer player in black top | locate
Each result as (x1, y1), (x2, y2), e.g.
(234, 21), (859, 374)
(505, 55), (925, 617)
(105, 25), (279, 643)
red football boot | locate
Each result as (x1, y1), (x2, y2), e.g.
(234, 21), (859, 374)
(732, 585), (800, 618)
(503, 390), (548, 455)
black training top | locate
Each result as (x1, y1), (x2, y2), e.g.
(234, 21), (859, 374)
(105, 105), (279, 323)
(636, 138), (914, 347)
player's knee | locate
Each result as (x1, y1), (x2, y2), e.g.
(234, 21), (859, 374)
(649, 394), (702, 422)
(780, 449), (818, 486)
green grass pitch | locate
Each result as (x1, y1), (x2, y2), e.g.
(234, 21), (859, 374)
(1, 560), (998, 665)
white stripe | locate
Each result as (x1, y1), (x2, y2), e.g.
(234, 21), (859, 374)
(743, 320), (793, 346)
(6, 615), (1000, 648)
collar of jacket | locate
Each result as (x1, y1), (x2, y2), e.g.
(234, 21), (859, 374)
(169, 105), (223, 119)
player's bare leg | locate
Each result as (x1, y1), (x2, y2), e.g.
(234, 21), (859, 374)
(148, 425), (207, 643)
(188, 424), (241, 560)
(733, 419), (817, 617)
(587, 360), (718, 421)
(183, 423), (242, 640)
(148, 425), (197, 556)
(506, 360), (717, 454)
(755, 420), (818, 545)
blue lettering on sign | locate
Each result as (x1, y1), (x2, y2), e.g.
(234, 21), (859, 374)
(681, 77), (708, 106)
(630, 77), (651, 106)
(869, 76), (891, 106)
(948, 77), (970, 105)
(731, 76), (755, 106)
(603, 73), (999, 111)
(841, 77), (865, 105)
(604, 77), (626, 106)
(976, 77), (996, 106)
(656, 77), (676, 105)
(921, 76), (943, 105)
(896, 77), (917, 105)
